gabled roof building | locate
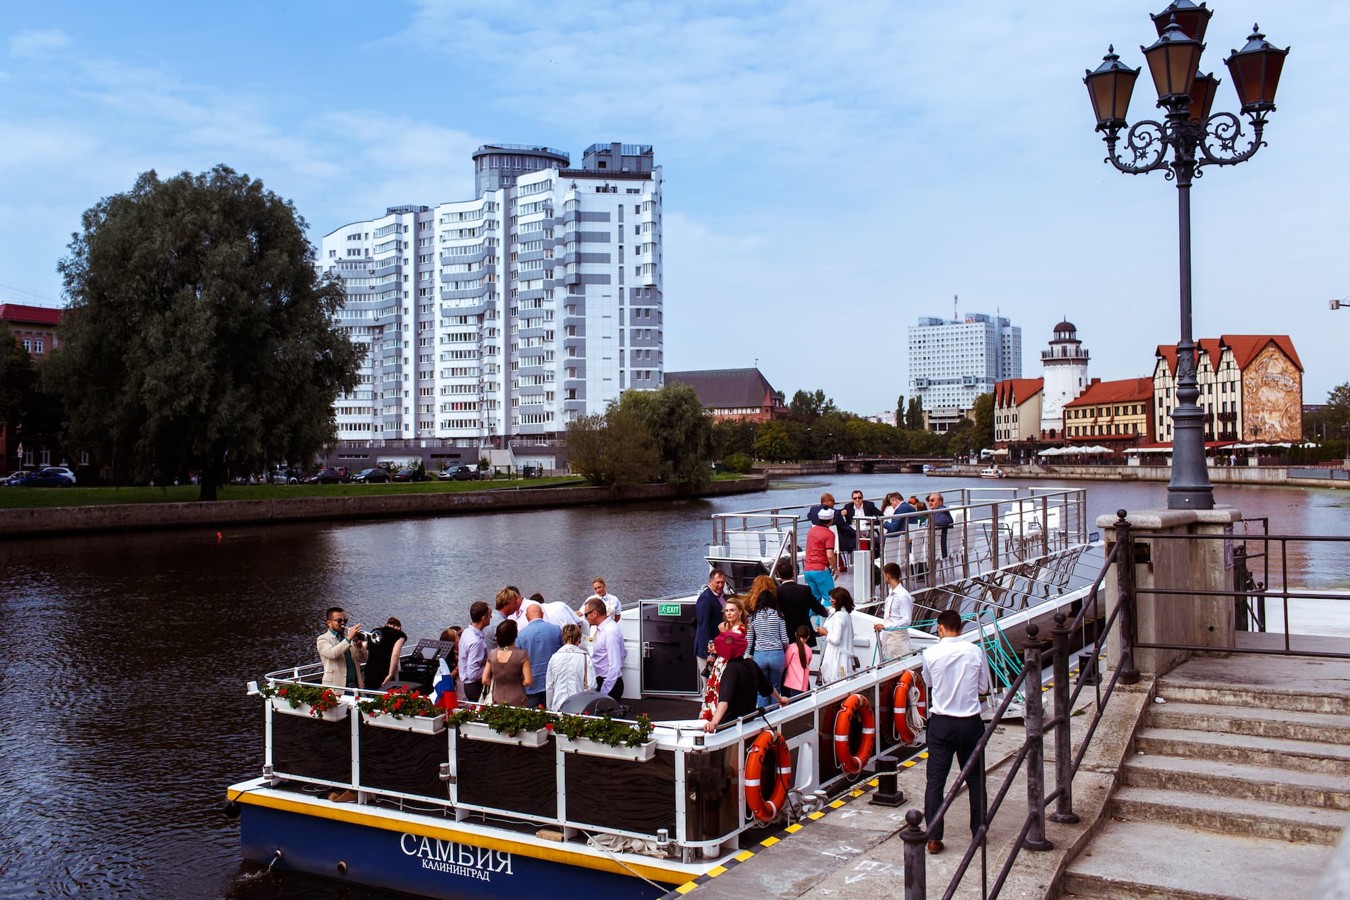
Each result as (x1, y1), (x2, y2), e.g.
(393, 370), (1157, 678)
(663, 368), (786, 423)
(1064, 377), (1155, 447)
(993, 378), (1044, 445)
(1152, 335), (1302, 443)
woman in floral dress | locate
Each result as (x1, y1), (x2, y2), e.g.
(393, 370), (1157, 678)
(700, 597), (749, 721)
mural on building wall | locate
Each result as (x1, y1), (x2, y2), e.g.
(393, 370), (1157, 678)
(1242, 346), (1302, 441)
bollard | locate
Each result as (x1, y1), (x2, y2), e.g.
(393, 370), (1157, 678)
(900, 808), (928, 900)
(1077, 650), (1100, 686)
(870, 754), (905, 807)
(1049, 612), (1080, 825)
(1022, 623), (1053, 851)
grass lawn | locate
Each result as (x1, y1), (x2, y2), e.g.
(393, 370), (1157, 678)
(0, 476), (588, 509)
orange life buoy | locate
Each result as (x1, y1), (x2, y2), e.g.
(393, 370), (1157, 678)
(744, 730), (792, 822)
(893, 669), (928, 744)
(833, 693), (876, 776)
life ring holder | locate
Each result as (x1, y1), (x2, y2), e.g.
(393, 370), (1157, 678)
(833, 693), (876, 777)
(893, 669), (928, 745)
(744, 729), (792, 823)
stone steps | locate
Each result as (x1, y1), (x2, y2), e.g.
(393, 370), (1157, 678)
(1134, 725), (1350, 776)
(1111, 784), (1350, 845)
(1155, 679), (1350, 717)
(1124, 752), (1350, 810)
(1148, 699), (1350, 744)
(1061, 819), (1331, 900)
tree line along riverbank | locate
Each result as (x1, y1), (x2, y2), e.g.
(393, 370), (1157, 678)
(0, 475), (768, 539)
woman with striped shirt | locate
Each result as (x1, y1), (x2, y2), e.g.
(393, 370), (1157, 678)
(746, 591), (790, 707)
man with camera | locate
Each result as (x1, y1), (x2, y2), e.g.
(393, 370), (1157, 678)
(318, 607), (368, 690)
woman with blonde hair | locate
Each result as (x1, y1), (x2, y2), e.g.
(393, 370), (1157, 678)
(699, 597), (749, 722)
(546, 624), (590, 710)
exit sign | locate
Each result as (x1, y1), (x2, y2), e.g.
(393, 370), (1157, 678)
(657, 602), (682, 616)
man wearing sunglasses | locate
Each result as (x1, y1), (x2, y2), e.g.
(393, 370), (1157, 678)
(319, 607), (368, 690)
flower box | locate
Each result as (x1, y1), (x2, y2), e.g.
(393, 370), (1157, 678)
(557, 734), (657, 762)
(363, 712), (446, 735)
(271, 697), (349, 723)
(458, 721), (550, 748)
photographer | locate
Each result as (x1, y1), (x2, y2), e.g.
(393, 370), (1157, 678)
(362, 617), (408, 689)
(318, 607), (368, 690)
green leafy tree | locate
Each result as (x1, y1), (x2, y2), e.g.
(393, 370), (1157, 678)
(753, 419), (797, 462)
(0, 323), (36, 437)
(618, 383), (712, 489)
(971, 392), (995, 450)
(565, 411), (659, 486)
(894, 395), (904, 428)
(788, 388), (837, 422)
(905, 397), (925, 430)
(49, 165), (360, 500)
(945, 418), (979, 456)
(711, 419), (756, 461)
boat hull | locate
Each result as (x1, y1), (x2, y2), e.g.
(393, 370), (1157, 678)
(237, 795), (674, 898)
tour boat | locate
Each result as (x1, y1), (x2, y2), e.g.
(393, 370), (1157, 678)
(226, 487), (1100, 897)
(980, 466), (1007, 478)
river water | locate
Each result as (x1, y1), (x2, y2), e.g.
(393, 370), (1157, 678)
(0, 476), (1346, 898)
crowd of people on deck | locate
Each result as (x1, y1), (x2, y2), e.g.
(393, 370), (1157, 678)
(314, 490), (953, 732)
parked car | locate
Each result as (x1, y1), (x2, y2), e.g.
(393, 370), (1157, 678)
(438, 465), (479, 482)
(17, 466), (77, 487)
(2, 469), (38, 487)
(304, 467), (349, 485)
(351, 467), (391, 484)
(268, 468), (302, 485)
(392, 467), (431, 483)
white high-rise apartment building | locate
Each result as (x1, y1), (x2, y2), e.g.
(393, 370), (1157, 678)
(908, 312), (1022, 429)
(318, 143), (663, 453)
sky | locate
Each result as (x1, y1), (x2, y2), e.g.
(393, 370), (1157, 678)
(2, 1), (1347, 417)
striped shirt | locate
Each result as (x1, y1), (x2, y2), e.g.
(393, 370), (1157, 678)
(746, 609), (790, 656)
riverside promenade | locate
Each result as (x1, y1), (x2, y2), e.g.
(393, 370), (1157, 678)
(0, 474), (769, 538)
(931, 461), (1350, 491)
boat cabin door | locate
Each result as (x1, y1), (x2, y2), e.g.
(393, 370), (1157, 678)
(639, 599), (699, 696)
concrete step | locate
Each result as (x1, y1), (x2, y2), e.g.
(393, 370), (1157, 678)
(1124, 753), (1350, 810)
(1148, 699), (1350, 744)
(1062, 819), (1331, 900)
(1156, 678), (1350, 716)
(1111, 785), (1349, 846)
(1135, 726), (1350, 777)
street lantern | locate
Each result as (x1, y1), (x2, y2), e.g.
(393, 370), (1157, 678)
(1142, 19), (1204, 103)
(1151, 0), (1213, 42)
(1084, 7), (1289, 511)
(1084, 47), (1140, 131)
(1225, 25), (1289, 113)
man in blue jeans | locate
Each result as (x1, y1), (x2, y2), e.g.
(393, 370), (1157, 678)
(921, 609), (990, 855)
(803, 507), (838, 605)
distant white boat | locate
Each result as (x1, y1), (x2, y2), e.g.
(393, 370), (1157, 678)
(980, 466), (1006, 479)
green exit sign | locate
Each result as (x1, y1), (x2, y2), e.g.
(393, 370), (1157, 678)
(657, 602), (683, 616)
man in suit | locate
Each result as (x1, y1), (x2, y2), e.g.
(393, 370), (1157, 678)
(693, 569), (728, 692)
(318, 607), (367, 689)
(774, 558), (828, 648)
(840, 489), (883, 565)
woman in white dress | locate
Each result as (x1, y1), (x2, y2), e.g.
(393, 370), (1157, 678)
(818, 588), (857, 685)
(546, 624), (590, 710)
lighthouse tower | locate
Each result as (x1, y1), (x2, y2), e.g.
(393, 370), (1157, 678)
(1040, 320), (1090, 438)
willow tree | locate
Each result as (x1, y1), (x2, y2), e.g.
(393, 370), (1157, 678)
(50, 165), (360, 500)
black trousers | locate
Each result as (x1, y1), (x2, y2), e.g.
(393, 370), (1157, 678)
(596, 676), (625, 702)
(924, 713), (986, 841)
(462, 680), (483, 703)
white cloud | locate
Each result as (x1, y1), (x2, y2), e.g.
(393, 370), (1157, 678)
(9, 28), (72, 59)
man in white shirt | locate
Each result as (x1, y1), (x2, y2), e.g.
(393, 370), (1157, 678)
(873, 562), (915, 660)
(584, 598), (627, 701)
(920, 609), (990, 855)
(585, 577), (622, 621)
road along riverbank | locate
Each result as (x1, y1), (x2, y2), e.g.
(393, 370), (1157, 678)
(0, 475), (769, 539)
(929, 463), (1350, 490)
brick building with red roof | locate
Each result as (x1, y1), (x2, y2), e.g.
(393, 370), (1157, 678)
(1, 303), (65, 467)
(1063, 377), (1155, 449)
(662, 368), (787, 423)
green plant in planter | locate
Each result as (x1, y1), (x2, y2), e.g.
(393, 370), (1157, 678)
(556, 713), (655, 747)
(357, 686), (439, 720)
(258, 681), (342, 718)
(447, 704), (555, 736)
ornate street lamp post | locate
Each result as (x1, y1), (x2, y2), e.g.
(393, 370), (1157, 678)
(1085, 2), (1289, 510)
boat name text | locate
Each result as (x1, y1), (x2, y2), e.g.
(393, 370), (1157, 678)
(400, 834), (513, 881)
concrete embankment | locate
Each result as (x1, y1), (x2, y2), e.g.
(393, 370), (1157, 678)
(933, 463), (1350, 490)
(0, 475), (769, 539)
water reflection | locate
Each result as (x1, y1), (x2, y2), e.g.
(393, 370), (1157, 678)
(0, 476), (1345, 898)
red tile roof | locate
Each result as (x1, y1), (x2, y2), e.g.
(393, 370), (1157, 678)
(0, 303), (63, 327)
(1064, 377), (1153, 407)
(1155, 335), (1300, 374)
(664, 368), (782, 411)
(994, 378), (1042, 407)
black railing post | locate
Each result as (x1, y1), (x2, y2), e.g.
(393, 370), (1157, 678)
(1049, 612), (1080, 825)
(1114, 510), (1141, 685)
(1233, 544), (1249, 631)
(1022, 623), (1053, 851)
(900, 808), (928, 900)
